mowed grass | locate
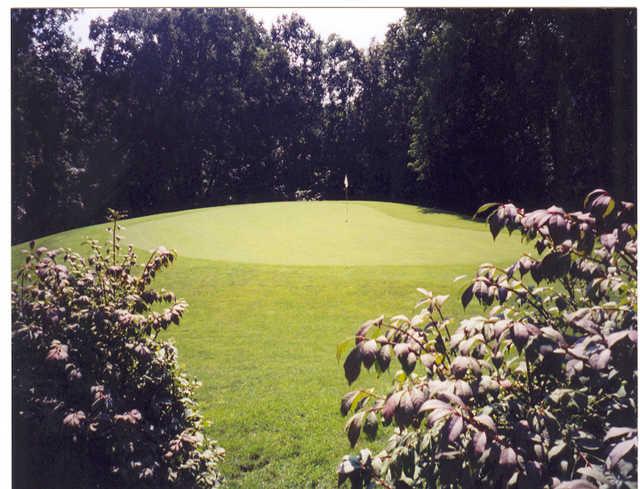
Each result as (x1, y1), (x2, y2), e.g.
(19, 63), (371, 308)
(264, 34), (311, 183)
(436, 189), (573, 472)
(12, 201), (527, 488)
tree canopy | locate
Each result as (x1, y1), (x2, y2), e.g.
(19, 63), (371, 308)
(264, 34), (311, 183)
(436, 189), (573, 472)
(11, 8), (636, 243)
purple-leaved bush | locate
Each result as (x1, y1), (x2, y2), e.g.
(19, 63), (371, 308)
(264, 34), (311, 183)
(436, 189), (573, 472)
(337, 190), (637, 489)
(12, 210), (224, 489)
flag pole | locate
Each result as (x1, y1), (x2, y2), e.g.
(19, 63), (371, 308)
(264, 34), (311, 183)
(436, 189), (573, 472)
(344, 174), (349, 223)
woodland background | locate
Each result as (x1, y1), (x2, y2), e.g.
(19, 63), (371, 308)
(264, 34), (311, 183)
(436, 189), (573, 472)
(11, 8), (637, 243)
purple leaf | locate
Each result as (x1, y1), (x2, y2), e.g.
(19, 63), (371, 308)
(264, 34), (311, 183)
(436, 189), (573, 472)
(410, 388), (426, 411)
(395, 392), (415, 428)
(600, 232), (617, 250)
(606, 330), (632, 348)
(548, 213), (567, 243)
(499, 447), (516, 467)
(363, 412), (378, 441)
(418, 399), (451, 413)
(420, 353), (435, 369)
(46, 341), (69, 363)
(592, 348), (611, 370)
(346, 413), (363, 448)
(63, 410), (86, 429)
(355, 320), (374, 343)
(438, 391), (466, 407)
(556, 480), (598, 489)
(359, 340), (378, 369)
(584, 188), (607, 207)
(540, 326), (566, 346)
(393, 343), (410, 359)
(377, 344), (392, 372)
(447, 414), (464, 442)
(474, 414), (496, 434)
(344, 348), (361, 385)
(382, 392), (402, 423)
(604, 426), (636, 441)
(607, 438), (636, 469)
(572, 317), (599, 335)
(451, 356), (470, 379)
(427, 408), (452, 427)
(454, 380), (473, 401)
(114, 409), (142, 425)
(488, 212), (504, 240)
(512, 322), (529, 351)
(461, 284), (474, 309)
(399, 351), (417, 374)
(473, 430), (487, 456)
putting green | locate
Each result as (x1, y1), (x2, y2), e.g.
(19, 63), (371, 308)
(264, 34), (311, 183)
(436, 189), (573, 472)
(21, 201), (524, 266)
(11, 201), (529, 489)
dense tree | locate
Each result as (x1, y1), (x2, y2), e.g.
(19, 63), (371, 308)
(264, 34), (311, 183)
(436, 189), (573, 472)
(407, 8), (636, 212)
(264, 14), (325, 199)
(355, 21), (421, 202)
(12, 9), (88, 242)
(10, 7), (636, 243)
(87, 8), (270, 211)
(319, 34), (364, 199)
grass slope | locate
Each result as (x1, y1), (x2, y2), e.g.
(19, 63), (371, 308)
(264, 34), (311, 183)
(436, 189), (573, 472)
(12, 201), (527, 488)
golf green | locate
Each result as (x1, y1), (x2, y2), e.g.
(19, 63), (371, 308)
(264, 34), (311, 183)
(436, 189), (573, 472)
(12, 201), (527, 488)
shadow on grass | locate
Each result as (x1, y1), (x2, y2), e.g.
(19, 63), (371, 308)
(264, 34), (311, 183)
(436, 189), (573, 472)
(417, 206), (477, 223)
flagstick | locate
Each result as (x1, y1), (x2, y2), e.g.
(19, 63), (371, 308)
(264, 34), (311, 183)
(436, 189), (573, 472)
(344, 174), (349, 223)
(345, 186), (349, 223)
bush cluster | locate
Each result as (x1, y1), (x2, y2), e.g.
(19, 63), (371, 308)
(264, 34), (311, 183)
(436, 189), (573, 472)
(12, 210), (224, 489)
(337, 190), (637, 489)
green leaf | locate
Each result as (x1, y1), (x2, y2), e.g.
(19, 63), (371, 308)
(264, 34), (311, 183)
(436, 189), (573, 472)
(549, 389), (573, 404)
(473, 202), (500, 220)
(602, 198), (616, 218)
(336, 337), (354, 362)
(506, 469), (518, 487)
(349, 390), (370, 413)
(340, 391), (359, 417)
(548, 441), (567, 461)
(394, 370), (407, 384)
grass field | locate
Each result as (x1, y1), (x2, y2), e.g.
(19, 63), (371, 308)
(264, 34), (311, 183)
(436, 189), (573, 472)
(12, 201), (527, 488)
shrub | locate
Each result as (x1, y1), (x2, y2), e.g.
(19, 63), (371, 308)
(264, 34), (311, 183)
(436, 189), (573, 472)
(336, 190), (637, 489)
(12, 210), (224, 489)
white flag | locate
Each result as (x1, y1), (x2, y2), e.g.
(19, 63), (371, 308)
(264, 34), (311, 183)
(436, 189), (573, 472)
(344, 174), (349, 189)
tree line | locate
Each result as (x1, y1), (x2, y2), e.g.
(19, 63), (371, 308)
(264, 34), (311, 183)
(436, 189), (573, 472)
(11, 8), (636, 243)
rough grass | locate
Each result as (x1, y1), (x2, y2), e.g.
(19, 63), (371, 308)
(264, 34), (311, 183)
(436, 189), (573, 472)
(12, 201), (527, 488)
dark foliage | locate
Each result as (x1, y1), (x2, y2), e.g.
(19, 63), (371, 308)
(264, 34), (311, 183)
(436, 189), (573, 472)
(337, 190), (636, 488)
(12, 210), (224, 489)
(407, 9), (636, 213)
(11, 8), (636, 245)
(12, 9), (89, 241)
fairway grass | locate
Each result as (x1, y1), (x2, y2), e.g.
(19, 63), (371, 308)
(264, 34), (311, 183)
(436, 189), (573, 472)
(12, 201), (527, 488)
